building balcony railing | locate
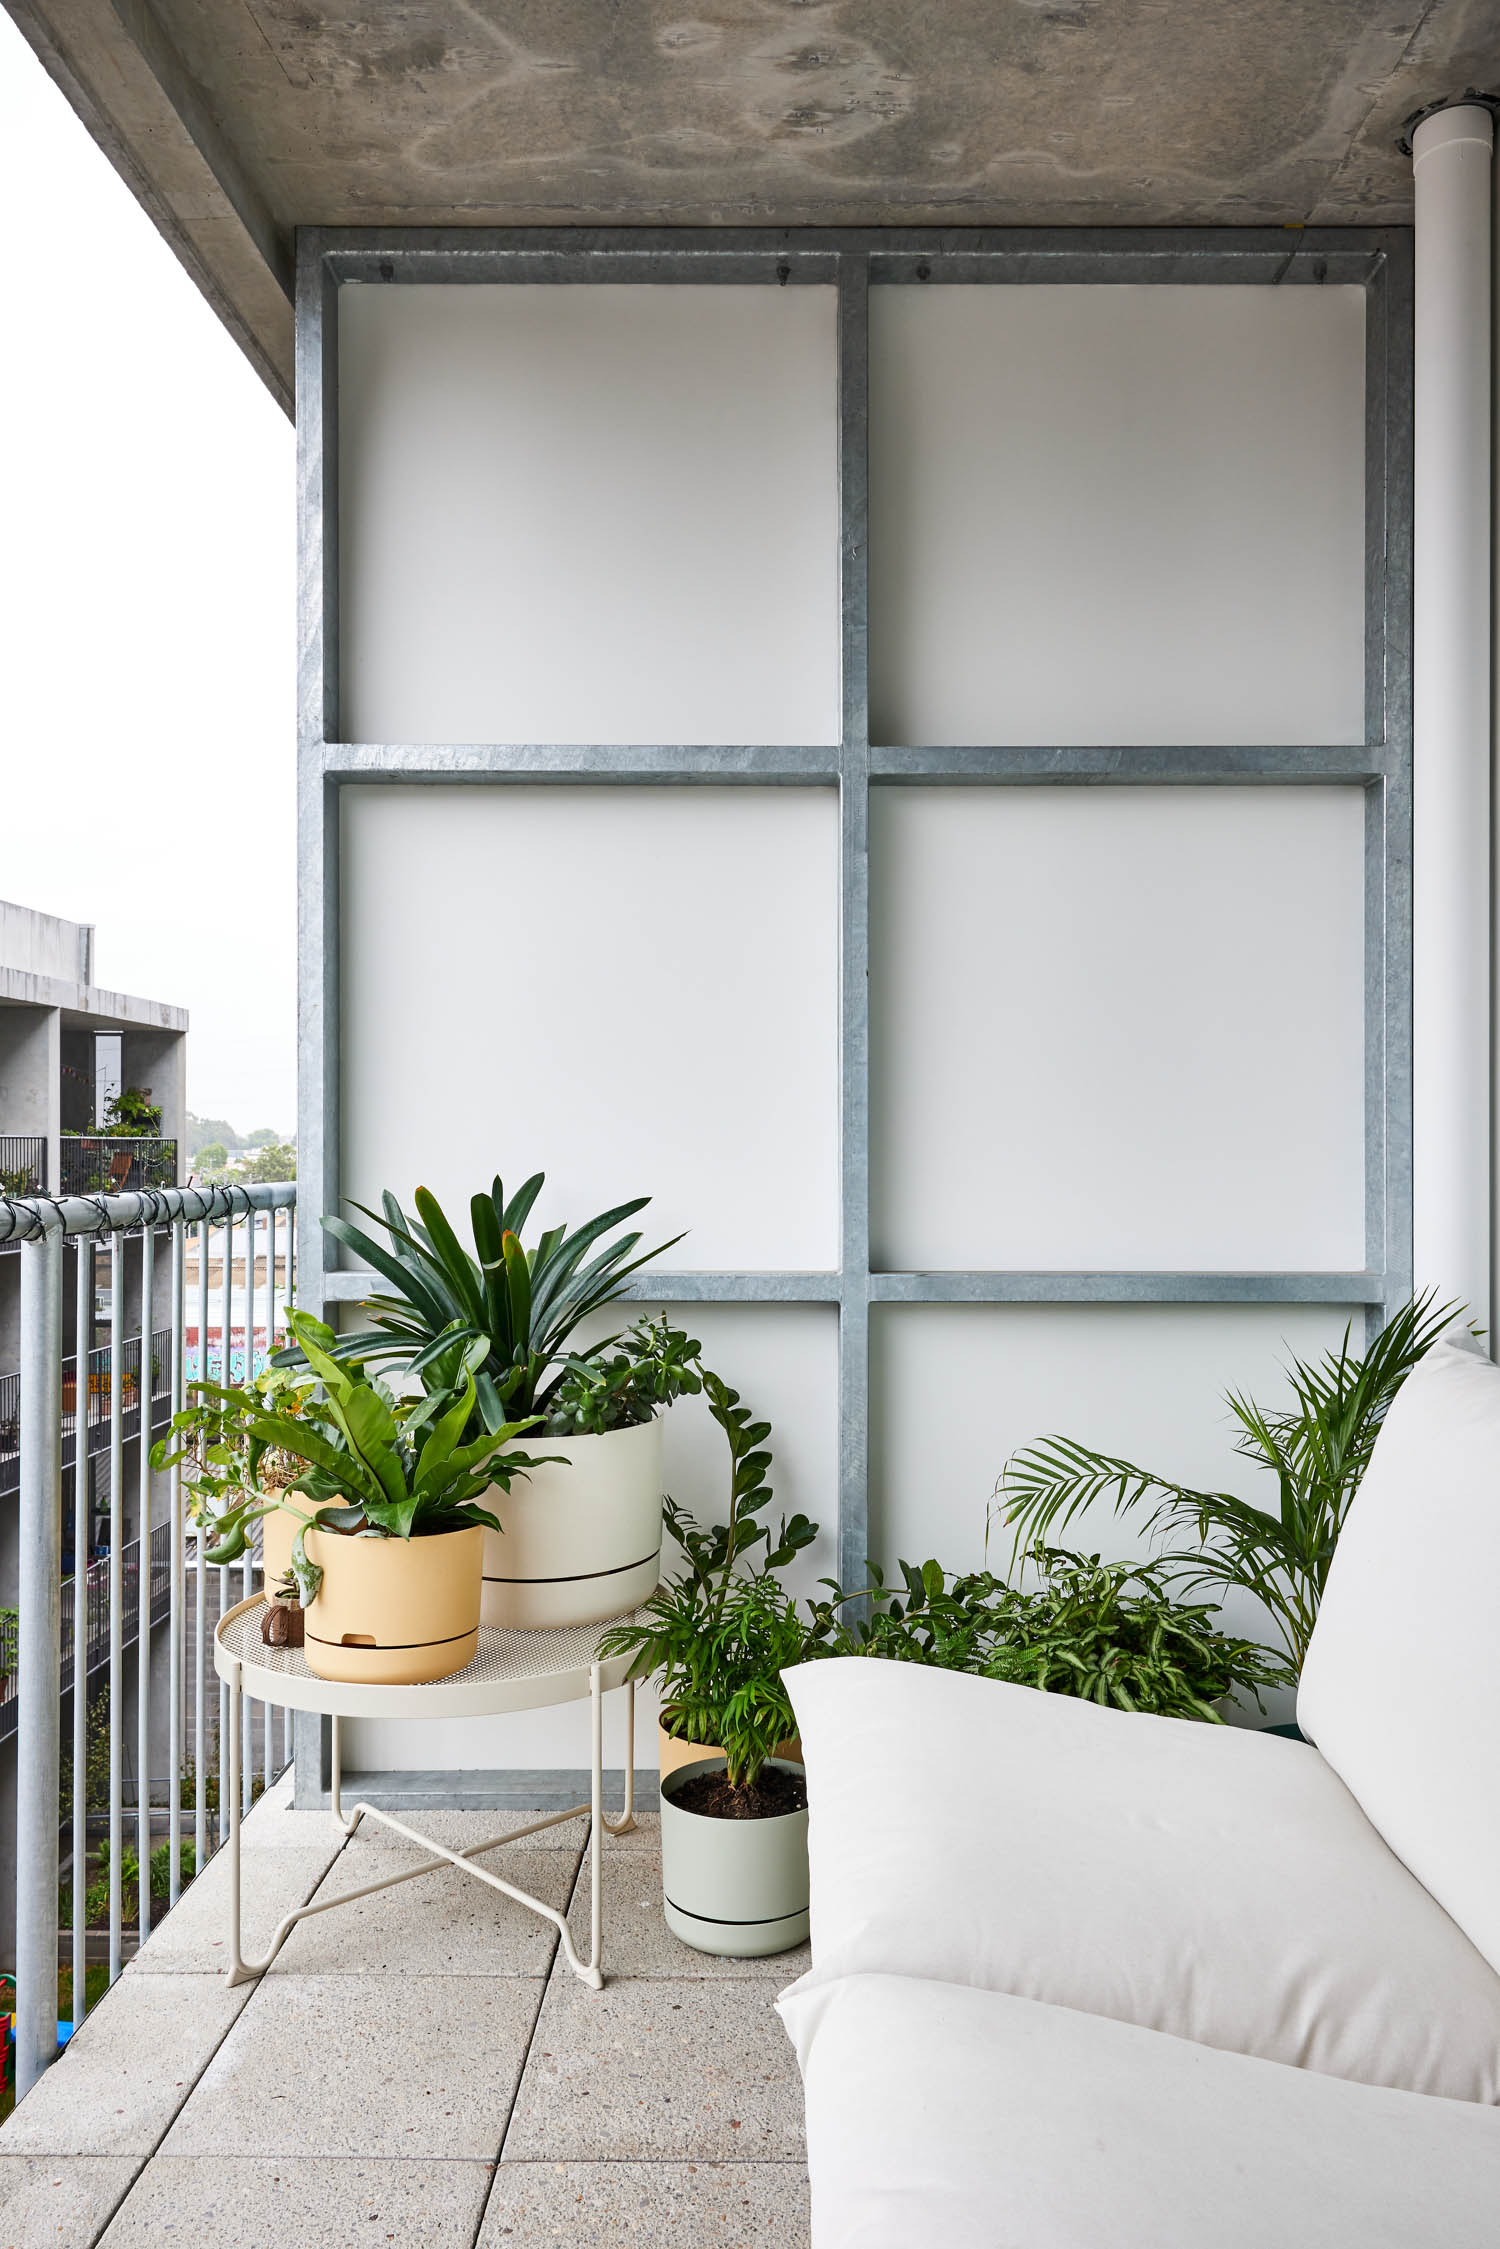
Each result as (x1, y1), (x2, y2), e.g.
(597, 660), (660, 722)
(0, 1179), (297, 2097)
(0, 1328), (174, 1499)
(0, 1137), (46, 1197)
(59, 1136), (178, 1196)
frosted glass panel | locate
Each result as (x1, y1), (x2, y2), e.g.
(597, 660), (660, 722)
(339, 284), (839, 746)
(869, 284), (1366, 747)
(871, 1302), (1357, 1595)
(341, 1304), (837, 1771)
(871, 787), (1365, 1271)
(341, 786), (839, 1271)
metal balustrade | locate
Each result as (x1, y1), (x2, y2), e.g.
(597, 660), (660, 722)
(0, 1182), (297, 2097)
(58, 1137), (178, 1197)
(0, 1139), (46, 1198)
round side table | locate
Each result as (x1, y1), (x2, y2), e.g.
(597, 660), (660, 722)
(212, 1594), (644, 1991)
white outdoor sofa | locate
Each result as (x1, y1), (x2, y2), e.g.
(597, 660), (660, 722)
(779, 1341), (1500, 2246)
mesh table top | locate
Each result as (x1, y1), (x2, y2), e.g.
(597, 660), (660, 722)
(213, 1595), (649, 1718)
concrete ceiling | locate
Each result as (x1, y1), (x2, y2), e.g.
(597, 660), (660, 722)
(8, 0), (1500, 413)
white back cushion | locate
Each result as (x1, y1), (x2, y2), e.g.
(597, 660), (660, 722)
(783, 1657), (1500, 2101)
(1299, 1340), (1500, 1977)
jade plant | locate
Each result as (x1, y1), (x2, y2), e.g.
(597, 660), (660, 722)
(281, 1170), (684, 1436)
(154, 1307), (551, 1604)
(599, 1372), (818, 1791)
(542, 1314), (703, 1437)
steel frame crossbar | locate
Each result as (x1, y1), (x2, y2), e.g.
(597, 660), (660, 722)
(297, 224), (1413, 1607)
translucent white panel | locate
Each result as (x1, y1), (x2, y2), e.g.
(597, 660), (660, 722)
(340, 786), (839, 1272)
(871, 1301), (1356, 1703)
(339, 284), (839, 746)
(871, 787), (1365, 1272)
(341, 1305), (837, 1772)
(869, 285), (1366, 747)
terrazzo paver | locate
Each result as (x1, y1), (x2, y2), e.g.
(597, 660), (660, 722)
(0, 2155), (139, 2249)
(503, 1978), (804, 2163)
(478, 2159), (810, 2245)
(0, 1975), (251, 2158)
(162, 1974), (544, 2159)
(99, 2154), (494, 2247)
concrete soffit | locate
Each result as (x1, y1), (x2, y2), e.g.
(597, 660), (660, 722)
(4, 2), (1499, 417)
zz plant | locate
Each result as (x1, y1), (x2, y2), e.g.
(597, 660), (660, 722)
(599, 1372), (818, 1791)
(155, 1308), (549, 1604)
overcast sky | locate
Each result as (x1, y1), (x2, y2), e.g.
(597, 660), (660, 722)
(0, 13), (296, 1137)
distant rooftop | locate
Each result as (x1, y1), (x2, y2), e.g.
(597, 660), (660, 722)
(0, 897), (186, 1033)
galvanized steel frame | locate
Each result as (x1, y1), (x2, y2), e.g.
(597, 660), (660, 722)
(296, 225), (1414, 1601)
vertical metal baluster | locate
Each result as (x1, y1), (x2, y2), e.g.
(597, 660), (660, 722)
(194, 1217), (208, 1874)
(264, 1199), (281, 1775)
(135, 1220), (155, 1941)
(16, 1222), (63, 2099)
(281, 1197), (295, 1771)
(71, 1236), (91, 2029)
(108, 1232), (124, 1983)
(168, 1218), (184, 1905)
(217, 1199), (234, 1847)
(242, 1203), (255, 1808)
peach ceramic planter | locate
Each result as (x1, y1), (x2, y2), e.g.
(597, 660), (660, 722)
(301, 1522), (484, 1685)
(481, 1417), (664, 1630)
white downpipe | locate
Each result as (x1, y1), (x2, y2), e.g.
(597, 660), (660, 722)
(1412, 105), (1493, 1332)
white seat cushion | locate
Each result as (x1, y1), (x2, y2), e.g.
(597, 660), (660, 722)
(778, 1971), (1500, 2249)
(1299, 1340), (1500, 1979)
(783, 1656), (1500, 2101)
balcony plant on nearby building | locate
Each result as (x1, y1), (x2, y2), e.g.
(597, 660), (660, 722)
(296, 1170), (694, 1628)
(156, 1308), (550, 1683)
(600, 1374), (819, 1958)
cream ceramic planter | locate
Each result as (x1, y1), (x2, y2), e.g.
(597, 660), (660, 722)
(658, 1724), (802, 1781)
(659, 1755), (810, 1958)
(302, 1523), (484, 1685)
(481, 1417), (664, 1631)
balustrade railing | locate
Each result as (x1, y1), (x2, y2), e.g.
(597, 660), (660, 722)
(58, 1137), (178, 1196)
(0, 1182), (296, 2097)
(0, 1138), (45, 1198)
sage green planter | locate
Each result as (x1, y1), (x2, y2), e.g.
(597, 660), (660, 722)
(659, 1755), (810, 1958)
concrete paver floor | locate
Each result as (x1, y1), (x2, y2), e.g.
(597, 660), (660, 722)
(0, 1773), (810, 2249)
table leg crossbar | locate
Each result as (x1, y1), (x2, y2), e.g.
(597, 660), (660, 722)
(223, 1659), (637, 1991)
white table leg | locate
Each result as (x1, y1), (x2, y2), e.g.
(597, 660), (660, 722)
(601, 1676), (638, 1836)
(329, 1713), (363, 1838)
(224, 1658), (255, 1988)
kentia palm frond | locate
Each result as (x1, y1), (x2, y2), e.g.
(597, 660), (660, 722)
(997, 1291), (1461, 1671)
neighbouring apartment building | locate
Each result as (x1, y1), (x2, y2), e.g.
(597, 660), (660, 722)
(0, 900), (187, 1955)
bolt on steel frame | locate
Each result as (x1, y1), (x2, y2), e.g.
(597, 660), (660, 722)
(297, 225), (1413, 1650)
(4, 1183), (296, 2097)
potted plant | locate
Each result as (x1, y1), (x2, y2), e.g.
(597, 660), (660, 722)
(292, 1170), (696, 1628)
(157, 1308), (548, 1684)
(600, 1375), (818, 1957)
(997, 1293), (1459, 1681)
(810, 1548), (1294, 1719)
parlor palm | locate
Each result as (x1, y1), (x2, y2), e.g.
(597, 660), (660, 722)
(997, 1294), (1458, 1671)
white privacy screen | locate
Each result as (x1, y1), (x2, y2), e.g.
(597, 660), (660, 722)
(868, 283), (1366, 747)
(870, 786), (1366, 1272)
(339, 1305), (838, 1773)
(339, 786), (840, 1272)
(338, 283), (840, 746)
(871, 1302), (1357, 1585)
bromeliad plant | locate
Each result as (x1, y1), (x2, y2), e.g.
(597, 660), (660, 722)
(155, 1307), (551, 1604)
(598, 1372), (818, 1791)
(286, 1170), (684, 1435)
(997, 1294), (1459, 1673)
(810, 1550), (1292, 1719)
